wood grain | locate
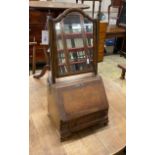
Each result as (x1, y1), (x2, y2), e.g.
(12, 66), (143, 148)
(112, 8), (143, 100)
(29, 73), (126, 155)
(98, 21), (108, 62)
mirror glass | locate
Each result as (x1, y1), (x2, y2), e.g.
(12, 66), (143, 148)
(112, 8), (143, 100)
(54, 12), (94, 76)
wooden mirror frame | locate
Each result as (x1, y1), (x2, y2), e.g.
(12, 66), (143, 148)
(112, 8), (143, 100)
(49, 8), (99, 83)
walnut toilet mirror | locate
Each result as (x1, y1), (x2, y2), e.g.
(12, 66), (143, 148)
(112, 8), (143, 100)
(48, 8), (109, 141)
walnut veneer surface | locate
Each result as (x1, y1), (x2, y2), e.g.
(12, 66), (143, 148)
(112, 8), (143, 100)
(48, 75), (109, 141)
(29, 72), (126, 155)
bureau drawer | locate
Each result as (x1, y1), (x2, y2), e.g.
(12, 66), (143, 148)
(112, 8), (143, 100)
(69, 110), (108, 131)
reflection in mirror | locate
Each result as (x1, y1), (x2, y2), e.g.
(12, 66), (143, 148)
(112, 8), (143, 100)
(63, 13), (81, 34)
(59, 65), (68, 75)
(55, 23), (61, 34)
(70, 63), (86, 72)
(63, 13), (83, 50)
(87, 48), (94, 59)
(55, 22), (63, 50)
(84, 18), (93, 47)
(72, 24), (82, 33)
(55, 22), (68, 75)
(84, 18), (93, 33)
(66, 37), (84, 49)
(74, 38), (84, 48)
(66, 39), (72, 48)
(57, 40), (63, 49)
(87, 38), (93, 46)
(53, 12), (95, 76)
(58, 52), (65, 64)
(69, 50), (86, 62)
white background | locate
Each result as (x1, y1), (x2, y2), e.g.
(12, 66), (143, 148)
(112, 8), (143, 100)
(0, 0), (155, 155)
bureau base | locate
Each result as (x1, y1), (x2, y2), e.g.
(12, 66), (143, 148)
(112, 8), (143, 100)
(48, 75), (109, 141)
